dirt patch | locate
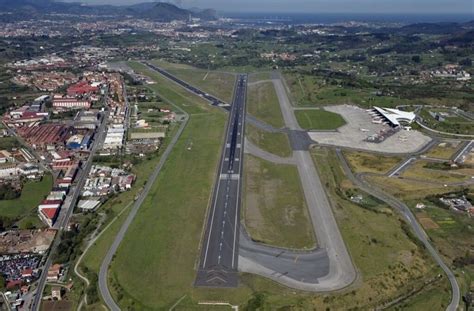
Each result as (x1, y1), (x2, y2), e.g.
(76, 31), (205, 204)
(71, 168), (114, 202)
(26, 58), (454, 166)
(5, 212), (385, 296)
(416, 212), (440, 230)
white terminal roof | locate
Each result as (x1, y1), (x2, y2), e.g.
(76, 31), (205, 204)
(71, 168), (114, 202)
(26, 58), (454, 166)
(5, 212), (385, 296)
(373, 106), (416, 126)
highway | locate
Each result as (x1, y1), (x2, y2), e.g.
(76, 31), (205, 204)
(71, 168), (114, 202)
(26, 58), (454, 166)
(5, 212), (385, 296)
(30, 110), (109, 311)
(195, 75), (247, 288)
(336, 149), (460, 311)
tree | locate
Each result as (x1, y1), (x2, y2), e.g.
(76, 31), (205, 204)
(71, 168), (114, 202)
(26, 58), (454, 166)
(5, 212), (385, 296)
(412, 55), (421, 63)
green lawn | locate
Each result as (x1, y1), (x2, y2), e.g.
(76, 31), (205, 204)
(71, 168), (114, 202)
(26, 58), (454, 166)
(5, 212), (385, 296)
(0, 174), (52, 221)
(295, 109), (346, 130)
(246, 123), (292, 158)
(151, 59), (237, 103)
(108, 112), (226, 309)
(128, 62), (210, 115)
(0, 137), (20, 150)
(419, 108), (474, 135)
(242, 155), (315, 249)
(86, 61), (449, 310)
(284, 72), (404, 108)
(247, 81), (285, 128)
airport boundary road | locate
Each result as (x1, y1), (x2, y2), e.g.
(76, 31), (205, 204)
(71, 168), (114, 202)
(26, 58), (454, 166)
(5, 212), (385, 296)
(98, 102), (190, 310)
(336, 149), (460, 311)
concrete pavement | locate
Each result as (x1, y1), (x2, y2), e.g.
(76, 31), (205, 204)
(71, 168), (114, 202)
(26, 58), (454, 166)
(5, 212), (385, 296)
(238, 72), (357, 292)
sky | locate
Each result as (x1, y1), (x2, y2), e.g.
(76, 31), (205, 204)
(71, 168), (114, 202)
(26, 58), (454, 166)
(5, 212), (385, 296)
(65, 0), (474, 14)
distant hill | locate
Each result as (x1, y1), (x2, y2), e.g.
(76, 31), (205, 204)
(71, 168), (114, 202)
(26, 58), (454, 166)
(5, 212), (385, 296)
(0, 0), (217, 21)
(398, 22), (464, 35)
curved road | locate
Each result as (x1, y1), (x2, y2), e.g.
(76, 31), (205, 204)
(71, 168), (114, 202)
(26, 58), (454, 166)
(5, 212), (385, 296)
(335, 149), (460, 311)
(98, 99), (190, 310)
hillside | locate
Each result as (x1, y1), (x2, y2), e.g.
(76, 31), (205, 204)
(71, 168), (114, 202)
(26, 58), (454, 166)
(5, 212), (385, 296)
(0, 0), (217, 21)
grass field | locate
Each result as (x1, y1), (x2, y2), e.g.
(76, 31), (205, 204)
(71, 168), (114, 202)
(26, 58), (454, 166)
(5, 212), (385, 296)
(419, 108), (474, 135)
(128, 62), (211, 115)
(108, 112), (226, 309)
(242, 154), (315, 249)
(424, 141), (460, 159)
(86, 61), (449, 310)
(245, 123), (292, 158)
(284, 73), (405, 108)
(401, 160), (472, 183)
(77, 62), (222, 309)
(0, 137), (20, 150)
(294, 109), (346, 130)
(151, 59), (236, 103)
(0, 174), (52, 221)
(344, 151), (402, 174)
(247, 81), (285, 128)
(367, 175), (464, 200)
(311, 148), (450, 308)
(248, 72), (271, 83)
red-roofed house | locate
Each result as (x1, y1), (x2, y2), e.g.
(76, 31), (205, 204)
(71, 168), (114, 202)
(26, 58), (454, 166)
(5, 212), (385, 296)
(39, 207), (59, 227)
(21, 268), (33, 278)
(67, 81), (98, 96)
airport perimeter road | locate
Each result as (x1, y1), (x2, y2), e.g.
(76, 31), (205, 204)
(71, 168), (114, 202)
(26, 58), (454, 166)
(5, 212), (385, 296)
(142, 61), (229, 108)
(238, 72), (356, 291)
(195, 75), (247, 288)
(336, 149), (460, 311)
(98, 106), (190, 310)
(31, 111), (108, 311)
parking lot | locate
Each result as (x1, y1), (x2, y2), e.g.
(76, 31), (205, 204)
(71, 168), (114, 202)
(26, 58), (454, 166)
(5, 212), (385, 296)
(308, 105), (432, 154)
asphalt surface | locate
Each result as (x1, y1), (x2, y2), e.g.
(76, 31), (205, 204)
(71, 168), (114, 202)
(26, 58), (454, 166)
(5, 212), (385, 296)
(452, 139), (473, 163)
(336, 149), (460, 311)
(239, 72), (356, 292)
(142, 61), (229, 109)
(30, 110), (108, 311)
(195, 75), (247, 288)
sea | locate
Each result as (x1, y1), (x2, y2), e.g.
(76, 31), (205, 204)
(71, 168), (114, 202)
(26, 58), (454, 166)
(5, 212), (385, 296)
(221, 12), (473, 25)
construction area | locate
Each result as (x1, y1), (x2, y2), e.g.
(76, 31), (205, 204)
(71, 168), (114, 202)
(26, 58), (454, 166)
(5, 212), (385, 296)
(308, 105), (432, 153)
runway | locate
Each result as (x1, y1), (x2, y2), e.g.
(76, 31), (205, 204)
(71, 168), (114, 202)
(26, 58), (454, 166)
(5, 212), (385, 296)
(195, 74), (247, 287)
(143, 61), (229, 108)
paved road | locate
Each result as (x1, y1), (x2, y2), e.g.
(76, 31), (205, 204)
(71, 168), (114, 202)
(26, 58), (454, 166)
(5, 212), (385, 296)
(387, 156), (417, 177)
(31, 111), (109, 311)
(452, 140), (473, 163)
(98, 102), (190, 310)
(336, 149), (460, 311)
(239, 72), (356, 292)
(195, 75), (247, 288)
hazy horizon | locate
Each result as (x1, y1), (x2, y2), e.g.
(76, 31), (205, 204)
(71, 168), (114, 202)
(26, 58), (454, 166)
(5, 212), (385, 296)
(61, 0), (474, 14)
